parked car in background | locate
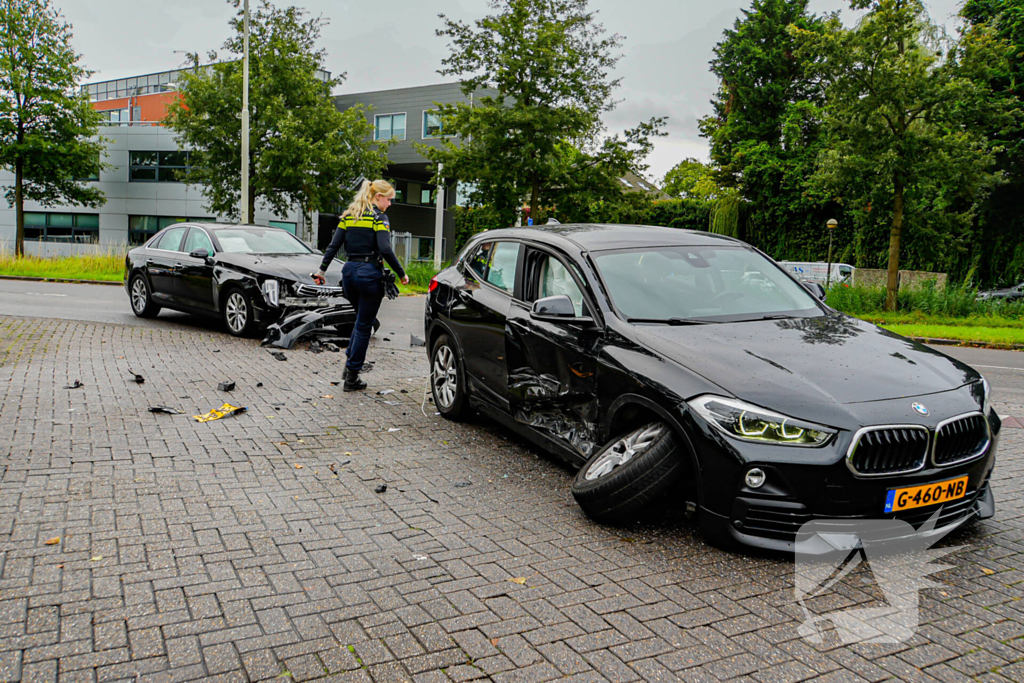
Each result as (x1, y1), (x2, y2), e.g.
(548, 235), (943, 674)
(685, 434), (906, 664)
(778, 261), (854, 286)
(976, 281), (1024, 302)
(424, 224), (998, 554)
(124, 223), (353, 336)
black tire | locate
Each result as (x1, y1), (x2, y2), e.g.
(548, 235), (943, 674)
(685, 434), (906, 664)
(572, 421), (685, 524)
(222, 287), (256, 337)
(129, 274), (161, 318)
(431, 333), (468, 420)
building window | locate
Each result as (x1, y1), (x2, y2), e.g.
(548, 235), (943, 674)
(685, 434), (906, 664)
(619, 177), (634, 188)
(269, 221), (296, 234)
(100, 108), (130, 124)
(421, 189), (433, 205)
(423, 111), (443, 138)
(374, 113), (406, 141)
(129, 215), (213, 245)
(129, 151), (191, 182)
(412, 237), (446, 262)
(23, 212), (99, 243)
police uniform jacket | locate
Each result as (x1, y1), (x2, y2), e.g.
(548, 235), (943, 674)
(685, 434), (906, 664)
(319, 207), (406, 279)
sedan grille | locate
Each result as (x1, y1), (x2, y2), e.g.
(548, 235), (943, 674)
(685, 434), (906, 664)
(848, 427), (929, 476)
(293, 283), (345, 298)
(933, 414), (989, 467)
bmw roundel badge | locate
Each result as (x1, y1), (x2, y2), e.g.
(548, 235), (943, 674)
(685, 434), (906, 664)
(912, 402), (929, 416)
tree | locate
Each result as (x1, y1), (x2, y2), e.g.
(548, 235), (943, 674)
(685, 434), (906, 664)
(165, 0), (388, 226)
(792, 0), (1001, 310)
(699, 0), (830, 254)
(420, 0), (663, 224)
(0, 0), (105, 256)
(662, 158), (720, 200)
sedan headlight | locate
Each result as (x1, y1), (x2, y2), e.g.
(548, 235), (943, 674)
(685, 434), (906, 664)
(688, 395), (836, 447)
(979, 376), (991, 414)
(262, 279), (280, 307)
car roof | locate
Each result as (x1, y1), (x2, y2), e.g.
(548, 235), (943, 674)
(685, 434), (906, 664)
(472, 224), (745, 252)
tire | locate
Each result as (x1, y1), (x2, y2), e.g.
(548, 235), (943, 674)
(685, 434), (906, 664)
(129, 274), (161, 318)
(572, 421), (685, 524)
(431, 333), (468, 420)
(222, 287), (256, 337)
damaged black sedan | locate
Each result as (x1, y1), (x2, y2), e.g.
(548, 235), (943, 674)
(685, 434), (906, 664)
(125, 223), (354, 339)
(424, 225), (999, 553)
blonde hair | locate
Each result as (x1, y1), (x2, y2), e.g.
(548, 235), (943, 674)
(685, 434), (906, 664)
(343, 179), (395, 218)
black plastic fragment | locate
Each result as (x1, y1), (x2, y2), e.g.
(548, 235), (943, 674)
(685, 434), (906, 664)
(374, 484), (387, 493)
(270, 351), (287, 361)
(218, 381), (235, 392)
(454, 481), (472, 488)
(127, 369), (145, 384)
(65, 380), (84, 389)
(256, 382), (263, 388)
(148, 406), (182, 415)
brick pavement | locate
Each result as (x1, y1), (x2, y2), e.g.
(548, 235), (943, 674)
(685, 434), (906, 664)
(0, 314), (1022, 683)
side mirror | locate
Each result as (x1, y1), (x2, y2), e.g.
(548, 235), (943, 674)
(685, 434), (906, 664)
(190, 248), (209, 259)
(531, 295), (577, 319)
(804, 282), (827, 301)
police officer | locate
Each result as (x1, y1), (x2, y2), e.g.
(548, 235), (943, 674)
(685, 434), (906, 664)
(314, 179), (409, 392)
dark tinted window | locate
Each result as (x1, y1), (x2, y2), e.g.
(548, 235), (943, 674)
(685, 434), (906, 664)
(154, 226), (187, 252)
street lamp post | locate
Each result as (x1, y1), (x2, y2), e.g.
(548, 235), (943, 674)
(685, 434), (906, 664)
(826, 218), (838, 289)
(240, 0), (250, 224)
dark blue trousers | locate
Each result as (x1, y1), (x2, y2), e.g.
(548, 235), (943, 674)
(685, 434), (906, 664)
(342, 262), (384, 373)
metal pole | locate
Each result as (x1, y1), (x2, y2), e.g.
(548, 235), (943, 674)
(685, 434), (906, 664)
(826, 230), (834, 290)
(240, 0), (250, 224)
(433, 163), (445, 270)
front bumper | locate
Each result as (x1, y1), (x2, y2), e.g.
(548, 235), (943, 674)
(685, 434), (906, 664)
(685, 392), (1000, 554)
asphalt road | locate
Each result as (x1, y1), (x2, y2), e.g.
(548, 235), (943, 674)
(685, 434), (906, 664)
(1, 277), (1022, 408)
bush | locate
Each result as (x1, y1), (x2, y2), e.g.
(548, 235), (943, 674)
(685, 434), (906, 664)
(826, 282), (1024, 318)
(404, 261), (442, 287)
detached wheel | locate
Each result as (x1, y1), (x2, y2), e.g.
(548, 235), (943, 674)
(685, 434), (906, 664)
(572, 422), (684, 524)
(223, 288), (256, 337)
(431, 334), (468, 420)
(129, 274), (161, 318)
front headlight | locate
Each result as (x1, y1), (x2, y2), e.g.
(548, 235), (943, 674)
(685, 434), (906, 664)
(688, 395), (836, 447)
(980, 376), (991, 414)
(262, 279), (280, 307)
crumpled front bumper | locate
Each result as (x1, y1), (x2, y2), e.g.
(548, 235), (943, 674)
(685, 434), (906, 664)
(261, 303), (357, 349)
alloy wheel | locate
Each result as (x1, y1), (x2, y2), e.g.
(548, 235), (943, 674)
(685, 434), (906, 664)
(226, 292), (248, 333)
(131, 278), (148, 313)
(432, 344), (458, 409)
(585, 423), (667, 481)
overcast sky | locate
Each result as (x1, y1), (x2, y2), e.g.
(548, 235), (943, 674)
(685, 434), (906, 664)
(62, 0), (964, 182)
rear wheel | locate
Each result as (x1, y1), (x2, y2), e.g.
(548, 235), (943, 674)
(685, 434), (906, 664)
(129, 274), (161, 318)
(431, 334), (468, 420)
(571, 421), (684, 524)
(223, 288), (256, 337)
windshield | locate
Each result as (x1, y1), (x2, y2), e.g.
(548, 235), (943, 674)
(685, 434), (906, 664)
(214, 229), (312, 255)
(593, 246), (821, 322)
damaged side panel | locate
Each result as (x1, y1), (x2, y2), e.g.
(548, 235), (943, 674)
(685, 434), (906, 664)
(505, 300), (601, 460)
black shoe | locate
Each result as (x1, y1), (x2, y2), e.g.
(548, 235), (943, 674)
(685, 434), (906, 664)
(342, 368), (366, 392)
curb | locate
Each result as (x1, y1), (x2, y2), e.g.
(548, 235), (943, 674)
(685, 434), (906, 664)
(911, 336), (1024, 352)
(0, 275), (123, 286)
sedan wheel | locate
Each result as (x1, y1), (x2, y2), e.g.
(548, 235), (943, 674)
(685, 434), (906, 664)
(572, 421), (685, 524)
(129, 275), (161, 318)
(223, 289), (255, 337)
(431, 334), (467, 420)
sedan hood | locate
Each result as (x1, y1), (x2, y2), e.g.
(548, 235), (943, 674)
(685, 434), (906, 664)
(216, 253), (331, 284)
(633, 314), (981, 409)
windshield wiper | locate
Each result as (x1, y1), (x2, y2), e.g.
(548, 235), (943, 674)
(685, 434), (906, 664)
(759, 314), (794, 321)
(627, 317), (716, 326)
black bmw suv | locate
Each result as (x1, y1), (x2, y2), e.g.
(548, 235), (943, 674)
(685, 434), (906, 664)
(423, 224), (998, 554)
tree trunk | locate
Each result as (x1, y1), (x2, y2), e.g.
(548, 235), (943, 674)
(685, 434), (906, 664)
(885, 175), (904, 312)
(529, 179), (539, 225)
(247, 184), (256, 224)
(14, 157), (24, 258)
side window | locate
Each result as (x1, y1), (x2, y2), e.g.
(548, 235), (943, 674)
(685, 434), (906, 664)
(466, 242), (494, 280)
(183, 228), (214, 255)
(484, 242), (520, 294)
(154, 226), (187, 252)
(535, 254), (585, 317)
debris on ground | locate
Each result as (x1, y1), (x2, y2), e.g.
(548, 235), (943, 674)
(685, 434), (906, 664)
(218, 381), (236, 392)
(127, 369), (145, 384)
(322, 342), (340, 352)
(383, 337), (392, 342)
(321, 395), (334, 399)
(454, 481), (472, 488)
(44, 537), (60, 545)
(378, 389), (395, 396)
(262, 305), (355, 350)
(64, 380), (84, 389)
(410, 335), (426, 347)
(148, 406), (182, 415)
(212, 349), (221, 353)
(193, 404), (247, 423)
(270, 351), (287, 362)
(256, 382), (263, 387)
(387, 428), (401, 433)
(309, 342), (323, 354)
(374, 484), (387, 493)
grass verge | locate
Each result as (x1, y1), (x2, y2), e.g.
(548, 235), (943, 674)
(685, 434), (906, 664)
(877, 323), (1024, 346)
(0, 252), (124, 282)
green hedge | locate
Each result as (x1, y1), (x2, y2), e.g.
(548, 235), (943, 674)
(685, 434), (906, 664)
(450, 198), (711, 254)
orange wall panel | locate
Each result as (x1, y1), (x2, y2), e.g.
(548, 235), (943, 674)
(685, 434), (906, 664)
(92, 92), (182, 124)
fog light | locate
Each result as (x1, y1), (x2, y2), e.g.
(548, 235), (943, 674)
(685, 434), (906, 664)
(262, 280), (280, 307)
(745, 468), (766, 489)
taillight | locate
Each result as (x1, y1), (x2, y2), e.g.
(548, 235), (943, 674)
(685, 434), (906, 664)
(429, 277), (438, 292)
